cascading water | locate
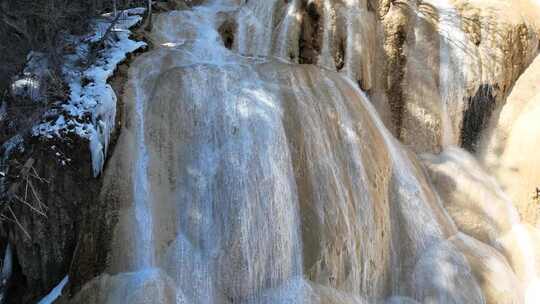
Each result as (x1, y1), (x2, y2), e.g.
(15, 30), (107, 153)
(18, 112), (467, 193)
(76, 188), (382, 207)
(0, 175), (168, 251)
(235, 0), (301, 59)
(434, 0), (468, 147)
(133, 63), (155, 269)
(80, 1), (540, 303)
(429, 0), (468, 147)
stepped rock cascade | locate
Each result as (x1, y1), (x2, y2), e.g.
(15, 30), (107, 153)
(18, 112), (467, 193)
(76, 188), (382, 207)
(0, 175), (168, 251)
(156, 0), (540, 153)
(60, 0), (540, 304)
(217, 0), (540, 153)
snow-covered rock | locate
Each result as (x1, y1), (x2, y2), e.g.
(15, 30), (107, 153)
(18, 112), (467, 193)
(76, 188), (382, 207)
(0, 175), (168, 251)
(9, 52), (49, 102)
(33, 8), (147, 177)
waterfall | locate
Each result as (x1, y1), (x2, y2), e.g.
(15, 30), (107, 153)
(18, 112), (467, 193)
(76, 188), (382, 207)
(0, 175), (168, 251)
(342, 78), (485, 301)
(434, 0), (464, 146)
(415, 0), (468, 147)
(133, 61), (155, 268)
(84, 0), (540, 303)
(236, 1), (277, 57)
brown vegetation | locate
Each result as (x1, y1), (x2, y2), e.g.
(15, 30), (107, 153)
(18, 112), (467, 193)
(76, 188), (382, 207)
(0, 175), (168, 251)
(0, 0), (149, 93)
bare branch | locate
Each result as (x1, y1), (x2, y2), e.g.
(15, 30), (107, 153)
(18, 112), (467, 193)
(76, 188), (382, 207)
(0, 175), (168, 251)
(7, 206), (30, 240)
(27, 179), (46, 211)
(13, 195), (46, 218)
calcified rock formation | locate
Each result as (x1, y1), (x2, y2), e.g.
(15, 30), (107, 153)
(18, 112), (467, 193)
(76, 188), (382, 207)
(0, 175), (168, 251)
(60, 0), (540, 303)
(76, 56), (472, 303)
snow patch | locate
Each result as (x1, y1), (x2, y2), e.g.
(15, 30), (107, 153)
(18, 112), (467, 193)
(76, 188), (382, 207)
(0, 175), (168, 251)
(33, 8), (147, 177)
(10, 76), (42, 101)
(9, 52), (50, 102)
(36, 276), (69, 304)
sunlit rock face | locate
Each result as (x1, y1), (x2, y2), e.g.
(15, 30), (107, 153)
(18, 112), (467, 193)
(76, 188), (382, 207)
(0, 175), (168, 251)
(421, 147), (520, 245)
(422, 146), (540, 303)
(480, 54), (540, 227)
(496, 224), (540, 301)
(60, 0), (540, 303)
(449, 233), (524, 304)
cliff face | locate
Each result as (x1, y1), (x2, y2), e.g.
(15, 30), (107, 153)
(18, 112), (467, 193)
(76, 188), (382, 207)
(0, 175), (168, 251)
(2, 0), (540, 303)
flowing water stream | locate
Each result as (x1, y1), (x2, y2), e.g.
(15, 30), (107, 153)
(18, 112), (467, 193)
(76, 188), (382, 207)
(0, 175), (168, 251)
(91, 1), (540, 303)
(428, 0), (468, 147)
